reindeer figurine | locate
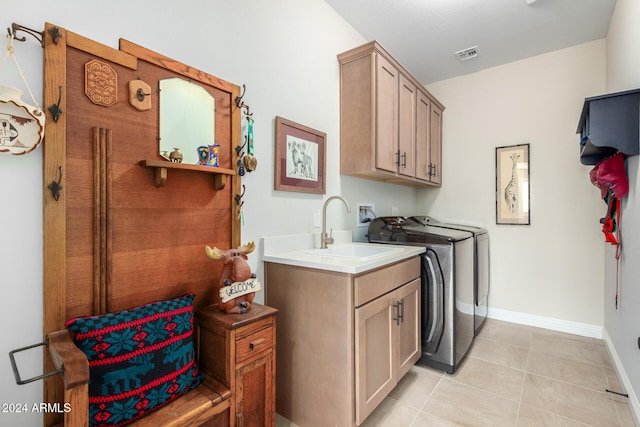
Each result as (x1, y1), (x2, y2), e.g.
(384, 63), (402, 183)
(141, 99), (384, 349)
(205, 241), (261, 314)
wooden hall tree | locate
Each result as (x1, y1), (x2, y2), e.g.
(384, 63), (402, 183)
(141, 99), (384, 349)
(41, 23), (242, 426)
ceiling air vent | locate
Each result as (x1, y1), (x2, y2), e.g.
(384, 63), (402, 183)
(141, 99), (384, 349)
(454, 46), (479, 61)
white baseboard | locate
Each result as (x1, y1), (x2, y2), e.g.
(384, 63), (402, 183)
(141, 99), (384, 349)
(486, 307), (603, 338)
(603, 330), (640, 426)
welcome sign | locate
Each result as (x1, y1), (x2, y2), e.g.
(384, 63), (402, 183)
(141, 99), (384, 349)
(219, 277), (261, 303)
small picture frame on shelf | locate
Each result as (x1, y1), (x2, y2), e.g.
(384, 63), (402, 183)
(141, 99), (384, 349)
(274, 116), (326, 194)
(496, 143), (530, 225)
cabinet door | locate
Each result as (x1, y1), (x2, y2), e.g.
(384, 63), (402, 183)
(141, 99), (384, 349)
(355, 293), (396, 425)
(415, 91), (431, 181)
(396, 279), (422, 379)
(235, 353), (275, 427)
(429, 103), (443, 185)
(398, 74), (416, 177)
(375, 54), (399, 174)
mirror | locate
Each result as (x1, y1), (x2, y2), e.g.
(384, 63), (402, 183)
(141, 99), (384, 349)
(159, 78), (216, 165)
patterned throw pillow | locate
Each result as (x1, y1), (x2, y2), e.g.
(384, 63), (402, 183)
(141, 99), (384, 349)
(65, 294), (203, 427)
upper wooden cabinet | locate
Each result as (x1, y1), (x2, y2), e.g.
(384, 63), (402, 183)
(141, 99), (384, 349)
(338, 41), (445, 187)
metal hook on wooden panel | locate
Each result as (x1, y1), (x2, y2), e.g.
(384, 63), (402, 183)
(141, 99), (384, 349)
(136, 88), (151, 102)
(48, 86), (63, 123)
(236, 135), (248, 156)
(48, 166), (63, 201)
(9, 23), (45, 47)
(48, 26), (63, 45)
(234, 84), (247, 108)
(235, 184), (246, 205)
(234, 84), (252, 117)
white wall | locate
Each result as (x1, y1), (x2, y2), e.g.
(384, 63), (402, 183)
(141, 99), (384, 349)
(418, 40), (607, 331)
(603, 0), (640, 417)
(1, 12), (46, 426)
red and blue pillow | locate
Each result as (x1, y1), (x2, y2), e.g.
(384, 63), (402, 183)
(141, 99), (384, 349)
(65, 294), (203, 427)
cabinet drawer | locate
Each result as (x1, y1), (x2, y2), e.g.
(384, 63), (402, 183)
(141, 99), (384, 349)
(354, 256), (420, 307)
(236, 325), (273, 364)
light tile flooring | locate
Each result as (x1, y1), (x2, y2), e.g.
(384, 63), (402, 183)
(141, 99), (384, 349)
(276, 319), (637, 427)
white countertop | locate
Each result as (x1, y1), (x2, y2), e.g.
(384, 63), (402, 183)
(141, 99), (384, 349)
(261, 231), (425, 274)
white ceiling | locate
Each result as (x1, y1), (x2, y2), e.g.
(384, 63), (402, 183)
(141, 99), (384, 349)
(325, 0), (616, 84)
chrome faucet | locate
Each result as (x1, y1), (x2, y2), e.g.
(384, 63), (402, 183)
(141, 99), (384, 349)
(320, 196), (351, 249)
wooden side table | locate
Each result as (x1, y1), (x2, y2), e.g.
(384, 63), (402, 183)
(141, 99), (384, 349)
(196, 303), (278, 427)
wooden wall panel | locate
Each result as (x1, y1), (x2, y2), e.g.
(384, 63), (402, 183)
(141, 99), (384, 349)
(43, 23), (241, 426)
(59, 39), (237, 317)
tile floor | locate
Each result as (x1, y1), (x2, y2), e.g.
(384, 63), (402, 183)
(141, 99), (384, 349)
(276, 318), (637, 427)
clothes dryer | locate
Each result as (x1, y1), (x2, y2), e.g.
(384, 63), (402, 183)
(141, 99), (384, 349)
(368, 217), (475, 373)
(410, 216), (489, 334)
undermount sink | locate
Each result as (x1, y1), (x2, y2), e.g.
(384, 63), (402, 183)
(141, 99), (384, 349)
(305, 244), (403, 261)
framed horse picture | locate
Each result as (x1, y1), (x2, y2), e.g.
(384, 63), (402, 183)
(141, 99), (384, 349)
(496, 143), (530, 225)
(274, 116), (326, 194)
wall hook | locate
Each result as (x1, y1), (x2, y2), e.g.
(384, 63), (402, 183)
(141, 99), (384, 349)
(234, 84), (252, 117)
(48, 86), (63, 123)
(48, 26), (62, 45)
(235, 84), (246, 108)
(235, 184), (246, 205)
(48, 166), (63, 201)
(236, 135), (248, 156)
(136, 88), (151, 102)
(9, 23), (44, 47)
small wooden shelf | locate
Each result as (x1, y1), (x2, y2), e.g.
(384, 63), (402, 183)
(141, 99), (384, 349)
(577, 88), (640, 165)
(141, 159), (236, 190)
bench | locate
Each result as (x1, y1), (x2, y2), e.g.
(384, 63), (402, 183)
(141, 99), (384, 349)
(47, 330), (232, 427)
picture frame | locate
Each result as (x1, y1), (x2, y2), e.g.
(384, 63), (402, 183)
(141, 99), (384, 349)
(274, 116), (326, 194)
(496, 143), (530, 225)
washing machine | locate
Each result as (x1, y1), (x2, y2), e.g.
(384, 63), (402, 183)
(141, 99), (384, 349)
(368, 216), (475, 373)
(411, 216), (489, 334)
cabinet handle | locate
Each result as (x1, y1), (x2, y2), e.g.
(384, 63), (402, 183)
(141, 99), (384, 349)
(393, 301), (402, 325)
(395, 150), (400, 167)
(401, 152), (407, 168)
(249, 338), (266, 349)
(432, 164), (437, 178)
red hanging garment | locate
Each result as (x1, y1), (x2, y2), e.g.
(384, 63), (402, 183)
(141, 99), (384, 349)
(589, 152), (629, 199)
(590, 153), (627, 308)
(600, 193), (620, 245)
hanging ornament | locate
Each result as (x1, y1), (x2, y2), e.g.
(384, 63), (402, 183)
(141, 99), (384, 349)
(0, 31), (45, 155)
(243, 116), (258, 172)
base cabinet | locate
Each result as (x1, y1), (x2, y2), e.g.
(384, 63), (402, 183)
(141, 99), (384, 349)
(265, 257), (421, 426)
(355, 278), (420, 424)
(196, 304), (278, 427)
(235, 354), (274, 427)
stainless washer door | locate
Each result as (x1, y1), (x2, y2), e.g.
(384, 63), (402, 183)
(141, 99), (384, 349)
(422, 248), (444, 355)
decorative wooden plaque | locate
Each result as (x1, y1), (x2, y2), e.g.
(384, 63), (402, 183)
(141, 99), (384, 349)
(84, 59), (118, 106)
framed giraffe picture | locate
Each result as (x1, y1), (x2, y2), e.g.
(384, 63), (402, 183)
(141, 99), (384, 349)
(496, 143), (530, 225)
